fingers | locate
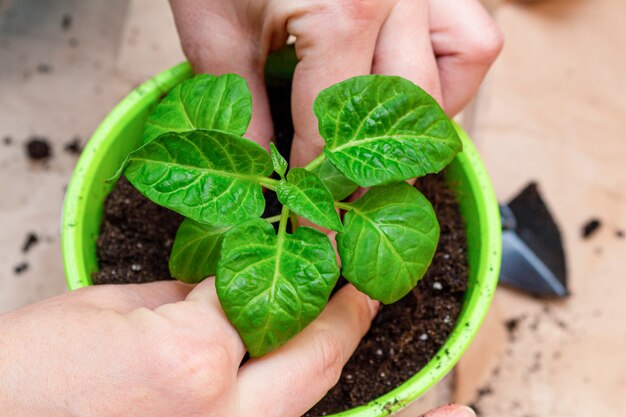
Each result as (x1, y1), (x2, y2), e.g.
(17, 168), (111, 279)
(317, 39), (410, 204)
(366, 0), (442, 190)
(168, 0), (275, 148)
(372, 0), (443, 104)
(420, 404), (476, 417)
(237, 284), (379, 417)
(68, 280), (193, 312)
(278, 1), (395, 167)
(182, 278), (247, 357)
(429, 0), (504, 116)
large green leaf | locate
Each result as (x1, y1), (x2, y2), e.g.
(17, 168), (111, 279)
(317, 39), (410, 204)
(277, 168), (343, 232)
(216, 218), (340, 357)
(124, 130), (272, 226)
(142, 74), (251, 144)
(169, 219), (231, 283)
(312, 158), (358, 201)
(337, 182), (439, 304)
(314, 75), (462, 187)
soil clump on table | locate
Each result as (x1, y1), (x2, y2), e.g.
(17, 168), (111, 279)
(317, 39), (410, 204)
(25, 137), (52, 161)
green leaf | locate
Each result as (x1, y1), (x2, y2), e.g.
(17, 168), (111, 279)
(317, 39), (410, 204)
(270, 143), (288, 178)
(277, 168), (343, 232)
(216, 218), (340, 357)
(169, 219), (231, 283)
(312, 159), (358, 201)
(337, 182), (439, 304)
(314, 75), (462, 187)
(142, 74), (251, 144)
(124, 129), (272, 226)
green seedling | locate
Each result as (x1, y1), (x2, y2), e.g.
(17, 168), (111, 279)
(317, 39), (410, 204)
(113, 73), (462, 356)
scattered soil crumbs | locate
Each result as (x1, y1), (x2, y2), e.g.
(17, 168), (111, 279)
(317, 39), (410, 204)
(93, 178), (182, 284)
(581, 218), (601, 239)
(305, 174), (467, 415)
(95, 174), (468, 414)
(504, 315), (525, 342)
(3, 136), (11, 145)
(25, 137), (52, 160)
(469, 383), (494, 412)
(61, 14), (72, 31)
(37, 64), (52, 74)
(64, 137), (83, 155)
(14, 262), (29, 274)
(21, 232), (39, 253)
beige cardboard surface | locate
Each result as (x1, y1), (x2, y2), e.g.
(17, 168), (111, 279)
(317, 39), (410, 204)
(2, 0), (625, 415)
(456, 0), (626, 416)
(0, 0), (183, 314)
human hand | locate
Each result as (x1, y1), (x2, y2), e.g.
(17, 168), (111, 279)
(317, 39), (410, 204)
(420, 404), (477, 417)
(169, 0), (503, 167)
(0, 280), (378, 417)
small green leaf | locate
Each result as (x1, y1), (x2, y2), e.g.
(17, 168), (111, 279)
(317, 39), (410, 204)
(142, 74), (251, 144)
(270, 143), (288, 178)
(277, 168), (343, 232)
(124, 129), (272, 226)
(217, 218), (340, 357)
(312, 159), (358, 201)
(337, 182), (439, 304)
(314, 75), (462, 187)
(169, 219), (231, 283)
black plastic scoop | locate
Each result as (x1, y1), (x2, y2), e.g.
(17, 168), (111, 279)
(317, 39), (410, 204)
(499, 182), (568, 298)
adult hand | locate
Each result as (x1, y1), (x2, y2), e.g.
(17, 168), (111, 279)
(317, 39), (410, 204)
(421, 404), (477, 417)
(169, 0), (503, 168)
(0, 280), (379, 417)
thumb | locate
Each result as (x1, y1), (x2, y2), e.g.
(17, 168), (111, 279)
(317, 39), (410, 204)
(421, 404), (477, 417)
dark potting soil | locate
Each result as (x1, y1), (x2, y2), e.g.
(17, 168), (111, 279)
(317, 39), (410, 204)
(92, 178), (183, 284)
(21, 232), (39, 253)
(94, 173), (468, 415)
(14, 262), (29, 275)
(25, 137), (52, 161)
(581, 218), (602, 239)
(64, 136), (83, 156)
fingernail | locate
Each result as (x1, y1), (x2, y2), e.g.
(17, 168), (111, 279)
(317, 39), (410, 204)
(367, 297), (381, 319)
(451, 406), (476, 417)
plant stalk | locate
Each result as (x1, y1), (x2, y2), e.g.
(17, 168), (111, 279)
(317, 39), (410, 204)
(263, 215), (282, 224)
(335, 201), (352, 211)
(277, 204), (290, 237)
(304, 153), (326, 171)
(259, 177), (280, 191)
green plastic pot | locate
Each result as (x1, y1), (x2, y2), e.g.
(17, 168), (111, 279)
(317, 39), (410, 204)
(61, 62), (501, 417)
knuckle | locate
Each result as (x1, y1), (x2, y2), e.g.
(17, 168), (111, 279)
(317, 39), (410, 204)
(312, 327), (345, 387)
(146, 327), (234, 400)
(334, 0), (384, 36)
(465, 22), (504, 63)
(292, 0), (385, 40)
(338, 0), (381, 20)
